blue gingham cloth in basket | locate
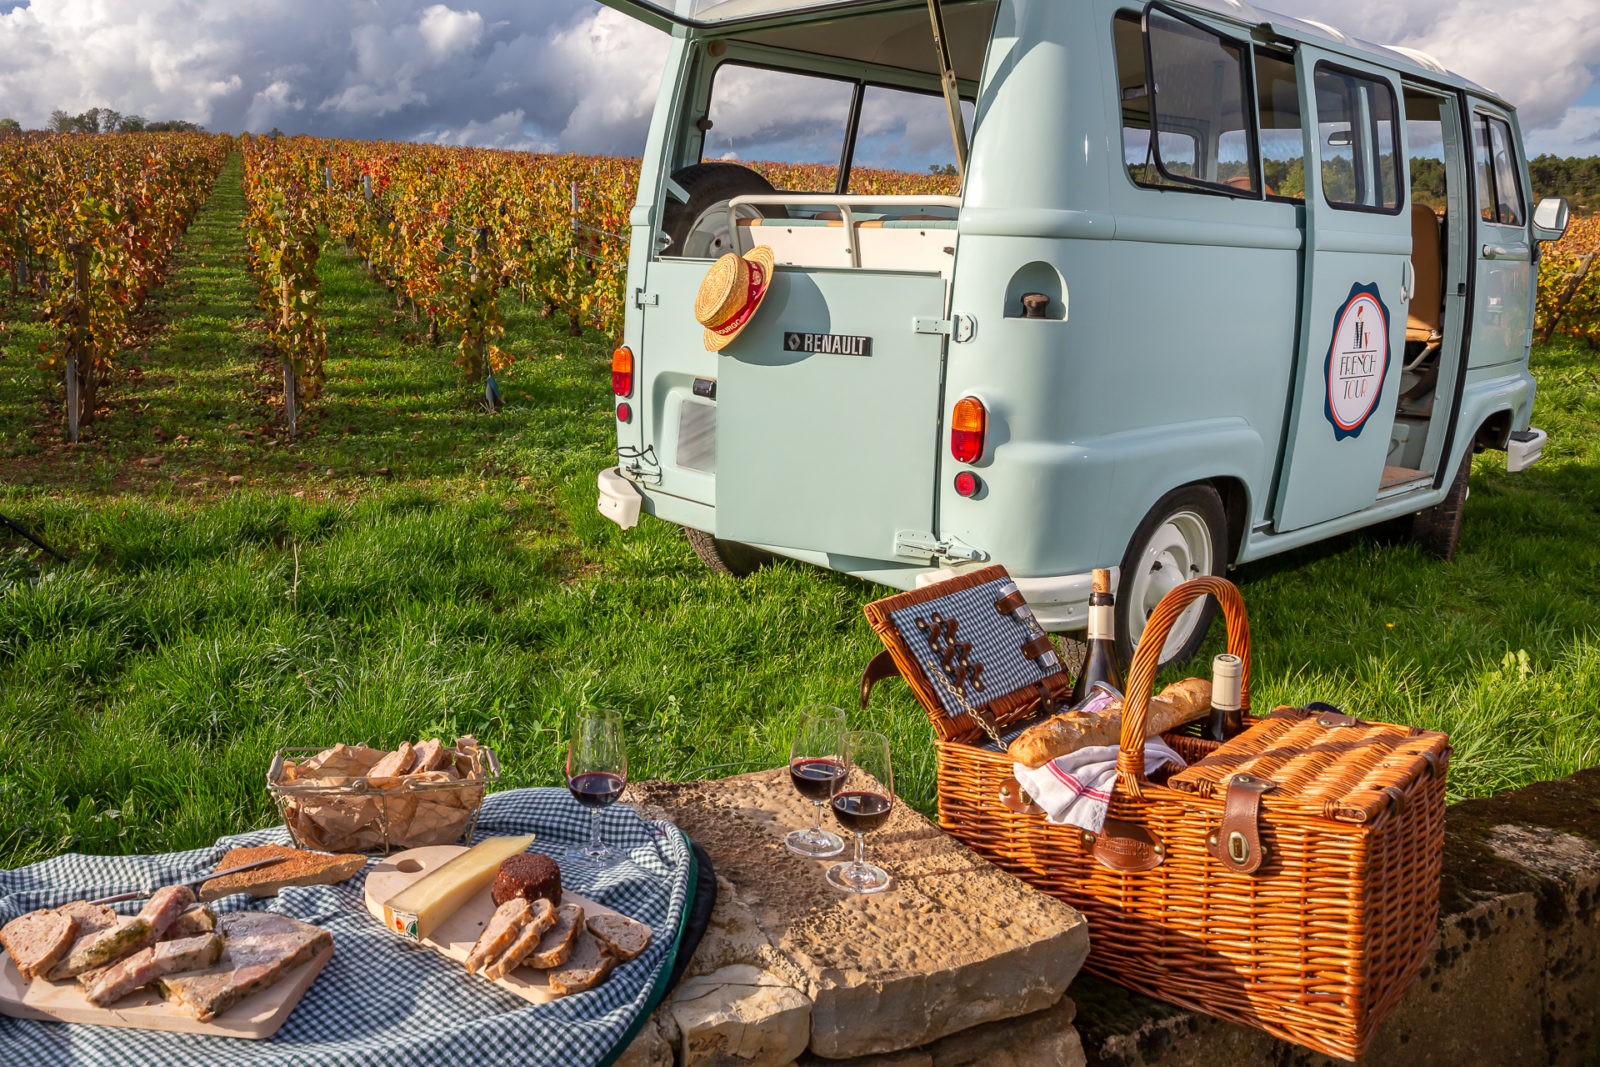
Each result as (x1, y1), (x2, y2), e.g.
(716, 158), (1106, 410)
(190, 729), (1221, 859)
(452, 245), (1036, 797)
(0, 788), (696, 1067)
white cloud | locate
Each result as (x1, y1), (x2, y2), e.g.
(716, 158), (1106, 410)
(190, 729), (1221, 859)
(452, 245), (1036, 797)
(420, 107), (553, 152)
(1523, 105), (1600, 157)
(418, 5), (484, 61)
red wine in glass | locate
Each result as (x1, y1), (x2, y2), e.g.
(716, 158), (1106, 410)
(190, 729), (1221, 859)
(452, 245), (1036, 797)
(566, 708), (627, 867)
(830, 791), (892, 833)
(785, 707), (847, 858)
(568, 771), (626, 809)
(827, 730), (894, 894)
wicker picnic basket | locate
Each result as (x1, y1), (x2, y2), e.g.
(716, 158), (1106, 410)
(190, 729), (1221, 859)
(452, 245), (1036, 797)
(862, 568), (1450, 1060)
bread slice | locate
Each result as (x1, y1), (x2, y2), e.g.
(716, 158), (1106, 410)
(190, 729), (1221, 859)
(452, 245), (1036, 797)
(481, 899), (556, 981)
(368, 741), (417, 780)
(200, 844), (366, 902)
(525, 903), (584, 969)
(586, 913), (652, 962)
(1, 908), (78, 980)
(546, 929), (616, 995)
(412, 738), (448, 773)
(464, 898), (531, 975)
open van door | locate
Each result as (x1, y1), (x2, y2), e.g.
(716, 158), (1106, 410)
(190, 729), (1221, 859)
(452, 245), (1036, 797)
(1274, 49), (1412, 532)
(596, 0), (902, 31)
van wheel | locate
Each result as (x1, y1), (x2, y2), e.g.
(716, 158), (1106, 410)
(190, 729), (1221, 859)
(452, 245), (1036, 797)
(1115, 485), (1228, 669)
(1410, 450), (1471, 561)
(684, 527), (774, 577)
(661, 163), (785, 259)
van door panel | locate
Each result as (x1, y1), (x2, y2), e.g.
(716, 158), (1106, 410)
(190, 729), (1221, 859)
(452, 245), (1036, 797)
(1468, 106), (1534, 370)
(1274, 49), (1412, 533)
(715, 268), (946, 558)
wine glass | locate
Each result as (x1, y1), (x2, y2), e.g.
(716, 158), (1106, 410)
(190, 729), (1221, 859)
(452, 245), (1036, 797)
(565, 707), (628, 868)
(826, 730), (894, 894)
(784, 705), (847, 858)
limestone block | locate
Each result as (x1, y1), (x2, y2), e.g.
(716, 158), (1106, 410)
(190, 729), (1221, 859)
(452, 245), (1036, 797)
(633, 772), (1090, 1060)
(667, 963), (812, 1066)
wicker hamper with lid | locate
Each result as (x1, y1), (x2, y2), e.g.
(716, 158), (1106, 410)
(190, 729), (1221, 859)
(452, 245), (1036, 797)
(862, 567), (1449, 1061)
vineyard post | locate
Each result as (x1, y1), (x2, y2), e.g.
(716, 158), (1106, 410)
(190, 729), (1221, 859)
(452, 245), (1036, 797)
(66, 248), (89, 443)
(473, 225), (499, 412)
(568, 182), (583, 338)
(280, 275), (298, 439)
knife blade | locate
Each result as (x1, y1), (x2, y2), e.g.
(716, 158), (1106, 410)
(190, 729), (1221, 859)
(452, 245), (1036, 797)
(87, 855), (291, 906)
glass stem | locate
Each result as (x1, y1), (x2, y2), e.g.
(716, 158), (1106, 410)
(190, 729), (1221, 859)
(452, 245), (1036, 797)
(811, 800), (825, 833)
(853, 832), (865, 869)
(589, 808), (603, 853)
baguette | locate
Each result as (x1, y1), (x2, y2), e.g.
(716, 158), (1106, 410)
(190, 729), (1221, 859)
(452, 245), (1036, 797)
(1007, 678), (1212, 768)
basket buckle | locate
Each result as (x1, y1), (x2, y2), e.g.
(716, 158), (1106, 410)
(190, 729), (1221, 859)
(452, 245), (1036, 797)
(1208, 773), (1275, 875)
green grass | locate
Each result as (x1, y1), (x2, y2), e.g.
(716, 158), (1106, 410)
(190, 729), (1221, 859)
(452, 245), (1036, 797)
(2, 159), (1599, 869)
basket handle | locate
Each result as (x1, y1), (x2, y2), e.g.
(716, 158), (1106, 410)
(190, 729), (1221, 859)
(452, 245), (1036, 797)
(1115, 576), (1251, 799)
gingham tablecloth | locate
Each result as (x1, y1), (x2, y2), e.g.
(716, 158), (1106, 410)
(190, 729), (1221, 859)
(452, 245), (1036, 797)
(0, 788), (697, 1067)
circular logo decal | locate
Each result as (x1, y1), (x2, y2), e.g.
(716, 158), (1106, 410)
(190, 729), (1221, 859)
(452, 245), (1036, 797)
(1323, 283), (1390, 441)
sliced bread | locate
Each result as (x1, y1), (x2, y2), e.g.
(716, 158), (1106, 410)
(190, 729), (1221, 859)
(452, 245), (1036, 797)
(586, 912), (652, 962)
(546, 929), (616, 995)
(464, 898), (532, 975)
(525, 903), (584, 969)
(1, 908), (78, 980)
(481, 899), (556, 981)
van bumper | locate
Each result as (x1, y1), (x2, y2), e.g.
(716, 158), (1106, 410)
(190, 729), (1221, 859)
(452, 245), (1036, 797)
(597, 467), (643, 530)
(914, 564), (1120, 632)
(1507, 427), (1546, 473)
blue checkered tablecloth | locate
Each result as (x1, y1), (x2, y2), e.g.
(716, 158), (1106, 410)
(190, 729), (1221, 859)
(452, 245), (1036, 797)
(0, 789), (696, 1067)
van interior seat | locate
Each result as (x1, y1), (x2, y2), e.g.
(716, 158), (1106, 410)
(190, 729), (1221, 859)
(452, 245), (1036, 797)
(1407, 203), (1444, 344)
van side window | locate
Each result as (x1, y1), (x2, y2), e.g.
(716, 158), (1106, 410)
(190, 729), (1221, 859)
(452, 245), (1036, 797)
(702, 63), (855, 192)
(1113, 10), (1258, 195)
(847, 85), (971, 196)
(1474, 114), (1525, 226)
(1255, 50), (1305, 201)
(1313, 66), (1402, 213)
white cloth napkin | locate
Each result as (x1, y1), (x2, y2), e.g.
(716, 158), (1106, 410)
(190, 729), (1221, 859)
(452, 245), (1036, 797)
(1012, 739), (1188, 834)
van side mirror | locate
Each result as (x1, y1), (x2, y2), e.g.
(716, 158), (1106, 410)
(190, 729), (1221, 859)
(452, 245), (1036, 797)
(1532, 197), (1570, 242)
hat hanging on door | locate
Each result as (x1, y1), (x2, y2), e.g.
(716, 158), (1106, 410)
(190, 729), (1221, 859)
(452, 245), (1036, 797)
(694, 246), (775, 352)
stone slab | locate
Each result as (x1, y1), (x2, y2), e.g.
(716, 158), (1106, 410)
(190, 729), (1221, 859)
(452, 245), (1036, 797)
(632, 769), (1090, 1059)
(1075, 765), (1600, 1065)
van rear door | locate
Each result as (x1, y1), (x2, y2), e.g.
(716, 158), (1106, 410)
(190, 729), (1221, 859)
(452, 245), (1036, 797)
(712, 262), (948, 560)
(1275, 49), (1413, 532)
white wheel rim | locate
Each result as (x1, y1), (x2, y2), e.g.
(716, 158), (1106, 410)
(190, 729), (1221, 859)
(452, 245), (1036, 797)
(683, 202), (761, 259)
(1125, 508), (1215, 662)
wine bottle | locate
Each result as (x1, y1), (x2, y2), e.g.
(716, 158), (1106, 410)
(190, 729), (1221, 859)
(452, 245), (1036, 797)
(1204, 653), (1244, 742)
(1069, 568), (1123, 705)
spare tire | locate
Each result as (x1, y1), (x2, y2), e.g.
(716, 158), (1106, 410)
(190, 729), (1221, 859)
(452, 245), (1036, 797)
(661, 163), (786, 259)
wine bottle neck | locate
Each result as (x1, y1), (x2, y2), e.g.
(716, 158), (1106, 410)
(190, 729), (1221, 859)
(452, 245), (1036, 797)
(1087, 603), (1114, 641)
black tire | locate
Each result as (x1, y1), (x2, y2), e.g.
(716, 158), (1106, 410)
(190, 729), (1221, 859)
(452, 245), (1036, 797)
(684, 527), (774, 577)
(1410, 449), (1471, 561)
(1115, 484), (1229, 669)
(660, 163), (785, 259)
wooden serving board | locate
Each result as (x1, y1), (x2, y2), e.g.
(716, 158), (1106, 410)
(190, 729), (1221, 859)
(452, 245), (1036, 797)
(363, 845), (650, 1004)
(0, 939), (333, 1040)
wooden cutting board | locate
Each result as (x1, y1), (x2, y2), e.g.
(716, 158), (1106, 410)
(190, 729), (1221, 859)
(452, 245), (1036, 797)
(363, 844), (651, 1004)
(0, 938), (333, 1039)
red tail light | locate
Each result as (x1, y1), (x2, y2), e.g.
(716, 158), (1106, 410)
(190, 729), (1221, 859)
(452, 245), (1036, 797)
(950, 396), (986, 463)
(611, 346), (634, 397)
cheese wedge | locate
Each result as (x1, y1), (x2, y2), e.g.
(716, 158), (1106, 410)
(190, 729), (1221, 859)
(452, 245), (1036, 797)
(381, 835), (536, 941)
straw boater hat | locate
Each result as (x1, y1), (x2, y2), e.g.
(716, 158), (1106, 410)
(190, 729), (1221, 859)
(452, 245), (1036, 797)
(695, 246), (775, 352)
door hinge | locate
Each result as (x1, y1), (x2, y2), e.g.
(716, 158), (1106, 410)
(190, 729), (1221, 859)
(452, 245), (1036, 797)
(634, 289), (659, 309)
(912, 314), (976, 342)
(894, 531), (987, 563)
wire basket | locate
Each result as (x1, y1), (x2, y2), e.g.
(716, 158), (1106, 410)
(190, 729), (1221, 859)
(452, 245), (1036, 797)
(267, 746), (501, 854)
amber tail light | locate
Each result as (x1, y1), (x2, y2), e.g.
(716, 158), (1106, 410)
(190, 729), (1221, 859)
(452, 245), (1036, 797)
(950, 396), (986, 463)
(611, 346), (634, 397)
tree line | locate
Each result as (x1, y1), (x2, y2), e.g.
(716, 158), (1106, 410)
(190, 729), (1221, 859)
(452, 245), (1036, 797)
(0, 107), (204, 138)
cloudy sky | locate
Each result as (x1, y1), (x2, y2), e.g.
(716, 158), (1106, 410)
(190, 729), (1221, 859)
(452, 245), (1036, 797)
(0, 0), (1596, 164)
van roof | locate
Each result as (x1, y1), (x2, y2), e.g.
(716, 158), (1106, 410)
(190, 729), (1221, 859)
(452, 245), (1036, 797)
(1157, 0), (1503, 105)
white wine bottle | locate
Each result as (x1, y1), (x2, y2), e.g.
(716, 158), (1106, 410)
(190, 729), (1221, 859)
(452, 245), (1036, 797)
(1069, 568), (1123, 705)
(1204, 653), (1244, 742)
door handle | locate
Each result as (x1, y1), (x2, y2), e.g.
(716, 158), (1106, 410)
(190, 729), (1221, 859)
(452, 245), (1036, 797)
(1401, 259), (1415, 304)
(1481, 244), (1525, 261)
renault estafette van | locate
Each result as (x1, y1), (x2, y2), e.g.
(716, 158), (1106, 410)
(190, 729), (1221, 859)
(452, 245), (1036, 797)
(595, 0), (1570, 663)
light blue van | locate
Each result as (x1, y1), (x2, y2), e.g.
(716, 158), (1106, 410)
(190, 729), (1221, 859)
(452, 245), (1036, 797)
(595, 0), (1570, 663)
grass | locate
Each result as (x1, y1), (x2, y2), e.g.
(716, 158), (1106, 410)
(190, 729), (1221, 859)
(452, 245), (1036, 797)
(2, 158), (1599, 870)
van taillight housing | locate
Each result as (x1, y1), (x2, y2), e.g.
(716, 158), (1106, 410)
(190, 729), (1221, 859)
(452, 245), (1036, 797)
(611, 346), (634, 397)
(950, 397), (986, 463)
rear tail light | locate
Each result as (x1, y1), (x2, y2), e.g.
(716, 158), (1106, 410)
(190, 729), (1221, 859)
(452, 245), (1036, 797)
(950, 396), (986, 463)
(611, 346), (634, 397)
